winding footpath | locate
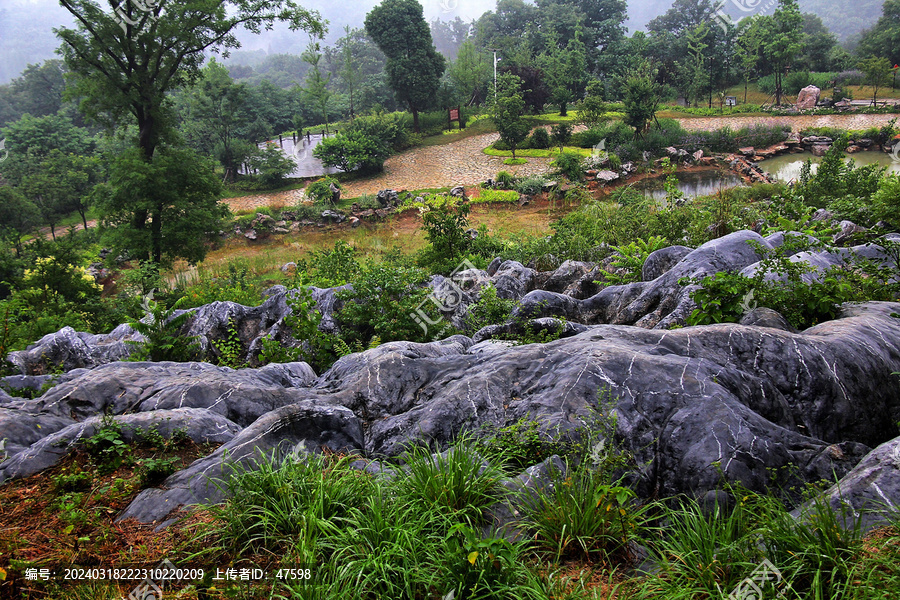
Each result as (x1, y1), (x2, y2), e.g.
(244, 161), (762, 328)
(223, 113), (900, 212)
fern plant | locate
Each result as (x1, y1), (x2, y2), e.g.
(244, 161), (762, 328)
(126, 292), (201, 362)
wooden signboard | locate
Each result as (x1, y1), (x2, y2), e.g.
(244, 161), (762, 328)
(448, 106), (463, 131)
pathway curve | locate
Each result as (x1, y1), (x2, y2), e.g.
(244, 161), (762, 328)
(338, 132), (553, 198)
(223, 113), (900, 212)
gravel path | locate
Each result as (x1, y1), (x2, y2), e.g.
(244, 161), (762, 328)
(223, 113), (900, 212)
(676, 113), (899, 132)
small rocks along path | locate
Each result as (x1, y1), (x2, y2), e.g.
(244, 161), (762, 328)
(218, 113), (900, 214)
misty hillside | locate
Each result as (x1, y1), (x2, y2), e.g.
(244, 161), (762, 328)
(0, 0), (888, 84)
(799, 0), (884, 40)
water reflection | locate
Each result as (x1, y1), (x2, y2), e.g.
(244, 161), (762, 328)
(632, 169), (743, 203)
(761, 151), (900, 182)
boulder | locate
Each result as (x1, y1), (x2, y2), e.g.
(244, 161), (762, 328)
(810, 144), (831, 157)
(641, 245), (693, 281)
(491, 260), (536, 300)
(376, 189), (399, 207)
(802, 436), (900, 533)
(796, 85), (821, 110)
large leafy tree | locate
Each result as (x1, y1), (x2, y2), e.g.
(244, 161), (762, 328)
(55, 0), (323, 264)
(0, 186), (41, 255)
(96, 146), (227, 266)
(365, 0), (446, 132)
(56, 0), (324, 160)
(760, 0), (804, 105)
(178, 59), (253, 182)
(538, 27), (588, 116)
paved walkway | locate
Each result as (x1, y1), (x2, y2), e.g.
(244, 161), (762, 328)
(223, 113), (900, 212)
(339, 133), (553, 197)
(676, 113), (899, 132)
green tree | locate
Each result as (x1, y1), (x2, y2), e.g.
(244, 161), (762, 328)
(56, 0), (324, 161)
(680, 23), (710, 108)
(302, 40), (333, 134)
(55, 0), (323, 264)
(248, 142), (296, 188)
(365, 0), (446, 132)
(180, 59), (252, 182)
(338, 26), (363, 121)
(449, 40), (492, 106)
(858, 56), (894, 105)
(857, 0), (900, 67)
(97, 146), (228, 266)
(622, 63), (660, 138)
(538, 27), (588, 116)
(576, 80), (609, 128)
(0, 186), (40, 255)
(760, 0), (804, 105)
(490, 73), (531, 159)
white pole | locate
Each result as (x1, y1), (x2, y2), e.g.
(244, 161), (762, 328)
(493, 50), (499, 101)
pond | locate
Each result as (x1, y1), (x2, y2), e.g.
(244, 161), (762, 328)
(760, 151), (900, 182)
(631, 169), (744, 203)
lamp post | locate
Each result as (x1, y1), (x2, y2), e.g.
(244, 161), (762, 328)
(493, 50), (501, 101)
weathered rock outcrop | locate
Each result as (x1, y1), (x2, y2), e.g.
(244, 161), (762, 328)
(3, 232), (900, 529)
(2, 300), (883, 524)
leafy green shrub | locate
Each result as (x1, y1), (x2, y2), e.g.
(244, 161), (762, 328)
(494, 170), (515, 189)
(682, 239), (895, 329)
(347, 111), (410, 151)
(528, 127), (550, 149)
(551, 151), (585, 181)
(247, 142), (296, 188)
(83, 416), (132, 474)
(417, 195), (474, 275)
(603, 236), (668, 285)
(299, 239), (361, 287)
(312, 130), (391, 174)
(550, 122), (573, 150)
(212, 319), (245, 368)
(135, 456), (179, 488)
(304, 177), (342, 206)
(503, 157), (527, 165)
(336, 262), (442, 347)
(463, 284), (517, 334)
(473, 417), (573, 473)
(515, 175), (550, 196)
(259, 286), (336, 372)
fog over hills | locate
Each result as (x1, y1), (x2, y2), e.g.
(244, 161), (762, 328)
(0, 0), (885, 84)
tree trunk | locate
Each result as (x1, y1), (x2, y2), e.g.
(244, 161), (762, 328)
(79, 210), (88, 231)
(559, 101), (567, 117)
(151, 205), (163, 265)
(775, 72), (783, 106)
(49, 223), (56, 241)
(135, 111), (157, 240)
(412, 107), (420, 133)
